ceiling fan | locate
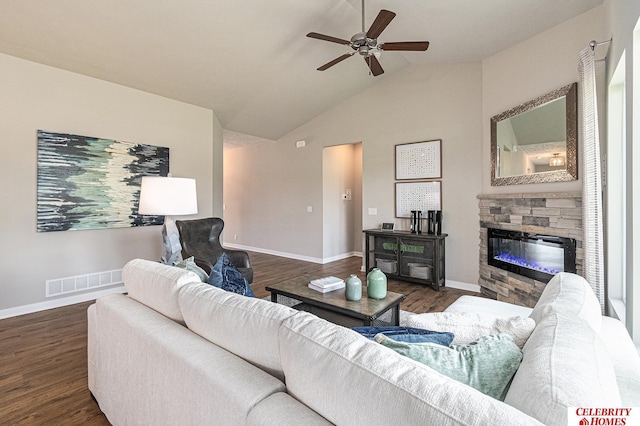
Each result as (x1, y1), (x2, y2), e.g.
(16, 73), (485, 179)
(306, 0), (430, 76)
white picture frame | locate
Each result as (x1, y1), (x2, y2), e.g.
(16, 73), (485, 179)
(395, 181), (442, 218)
(395, 139), (442, 180)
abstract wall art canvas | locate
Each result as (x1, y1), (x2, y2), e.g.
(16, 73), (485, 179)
(37, 130), (169, 232)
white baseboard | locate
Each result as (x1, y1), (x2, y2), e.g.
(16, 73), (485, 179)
(223, 242), (362, 265)
(0, 285), (126, 320)
(322, 251), (363, 263)
(446, 279), (481, 293)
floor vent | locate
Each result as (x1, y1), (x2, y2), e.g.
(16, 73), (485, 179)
(46, 269), (123, 298)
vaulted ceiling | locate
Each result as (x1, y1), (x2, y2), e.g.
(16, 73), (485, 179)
(0, 0), (603, 141)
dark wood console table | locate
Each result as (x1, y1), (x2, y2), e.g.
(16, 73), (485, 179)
(363, 229), (447, 291)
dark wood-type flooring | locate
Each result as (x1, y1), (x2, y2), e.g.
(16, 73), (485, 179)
(0, 252), (480, 425)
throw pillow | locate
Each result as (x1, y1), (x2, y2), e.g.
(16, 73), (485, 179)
(207, 253), (254, 297)
(375, 333), (523, 401)
(352, 326), (454, 346)
(173, 256), (209, 282)
(403, 311), (535, 349)
(207, 254), (224, 288)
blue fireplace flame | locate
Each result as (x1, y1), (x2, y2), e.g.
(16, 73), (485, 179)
(494, 253), (562, 275)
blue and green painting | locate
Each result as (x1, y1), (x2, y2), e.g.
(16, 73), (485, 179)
(37, 130), (169, 232)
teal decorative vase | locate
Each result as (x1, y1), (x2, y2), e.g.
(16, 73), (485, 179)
(345, 274), (362, 301)
(367, 268), (387, 299)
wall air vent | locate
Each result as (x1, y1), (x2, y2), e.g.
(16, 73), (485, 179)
(46, 269), (123, 297)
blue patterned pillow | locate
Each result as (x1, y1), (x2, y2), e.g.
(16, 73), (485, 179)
(353, 326), (454, 346)
(207, 253), (254, 297)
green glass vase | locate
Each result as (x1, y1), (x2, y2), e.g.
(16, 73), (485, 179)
(345, 274), (362, 301)
(367, 268), (387, 299)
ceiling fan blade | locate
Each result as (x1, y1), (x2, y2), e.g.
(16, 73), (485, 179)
(364, 55), (384, 76)
(366, 10), (396, 39)
(318, 53), (354, 71)
(380, 41), (430, 51)
(307, 32), (351, 45)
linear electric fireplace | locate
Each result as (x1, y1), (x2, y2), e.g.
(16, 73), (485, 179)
(487, 228), (576, 283)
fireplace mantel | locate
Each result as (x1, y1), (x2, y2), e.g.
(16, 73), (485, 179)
(478, 192), (584, 307)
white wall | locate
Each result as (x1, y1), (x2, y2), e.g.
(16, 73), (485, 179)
(482, 6), (605, 195)
(0, 53), (220, 313)
(223, 7), (608, 287)
(224, 62), (484, 285)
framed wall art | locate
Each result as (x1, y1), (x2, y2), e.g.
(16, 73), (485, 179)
(395, 181), (442, 218)
(395, 139), (442, 180)
(37, 130), (169, 232)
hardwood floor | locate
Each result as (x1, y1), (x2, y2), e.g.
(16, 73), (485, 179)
(0, 251), (480, 425)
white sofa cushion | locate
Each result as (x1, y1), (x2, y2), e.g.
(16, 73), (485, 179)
(178, 283), (297, 381)
(123, 258), (201, 323)
(92, 294), (286, 426)
(403, 311), (535, 349)
(505, 313), (621, 425)
(530, 272), (602, 331)
(247, 392), (333, 426)
(445, 294), (533, 318)
(279, 311), (542, 426)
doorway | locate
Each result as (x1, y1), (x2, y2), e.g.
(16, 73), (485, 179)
(322, 143), (363, 261)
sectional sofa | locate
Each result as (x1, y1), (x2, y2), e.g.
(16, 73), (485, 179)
(87, 259), (639, 425)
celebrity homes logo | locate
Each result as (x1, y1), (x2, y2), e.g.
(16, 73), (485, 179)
(568, 408), (639, 425)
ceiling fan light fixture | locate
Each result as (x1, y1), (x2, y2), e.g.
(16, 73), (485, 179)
(550, 153), (565, 167)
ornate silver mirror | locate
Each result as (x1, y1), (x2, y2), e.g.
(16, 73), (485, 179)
(491, 82), (577, 186)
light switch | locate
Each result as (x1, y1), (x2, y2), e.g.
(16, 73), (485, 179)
(307, 206), (313, 213)
(368, 208), (377, 215)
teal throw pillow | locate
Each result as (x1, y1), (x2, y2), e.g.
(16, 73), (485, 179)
(207, 253), (254, 297)
(375, 333), (522, 401)
(173, 256), (209, 282)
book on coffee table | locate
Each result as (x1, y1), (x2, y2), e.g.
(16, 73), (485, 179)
(308, 276), (345, 293)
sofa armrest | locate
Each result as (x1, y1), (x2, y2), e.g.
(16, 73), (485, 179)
(600, 316), (640, 405)
(87, 303), (98, 395)
(192, 251), (250, 271)
(224, 249), (251, 269)
(194, 252), (253, 283)
(193, 257), (214, 275)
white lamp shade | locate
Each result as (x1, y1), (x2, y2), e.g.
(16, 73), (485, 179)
(138, 176), (198, 215)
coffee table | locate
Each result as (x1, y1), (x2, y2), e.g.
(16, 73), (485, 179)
(266, 275), (406, 328)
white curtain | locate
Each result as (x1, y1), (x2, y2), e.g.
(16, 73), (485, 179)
(578, 46), (605, 311)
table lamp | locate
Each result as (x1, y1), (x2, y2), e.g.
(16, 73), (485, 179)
(138, 176), (198, 265)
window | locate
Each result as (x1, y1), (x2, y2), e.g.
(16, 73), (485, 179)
(607, 51), (626, 317)
(631, 17), (640, 342)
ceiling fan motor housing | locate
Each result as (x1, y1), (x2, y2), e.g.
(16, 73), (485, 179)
(351, 32), (378, 56)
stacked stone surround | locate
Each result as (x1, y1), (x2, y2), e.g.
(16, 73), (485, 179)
(478, 191), (584, 307)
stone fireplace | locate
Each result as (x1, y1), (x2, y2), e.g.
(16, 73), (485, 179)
(478, 192), (584, 307)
